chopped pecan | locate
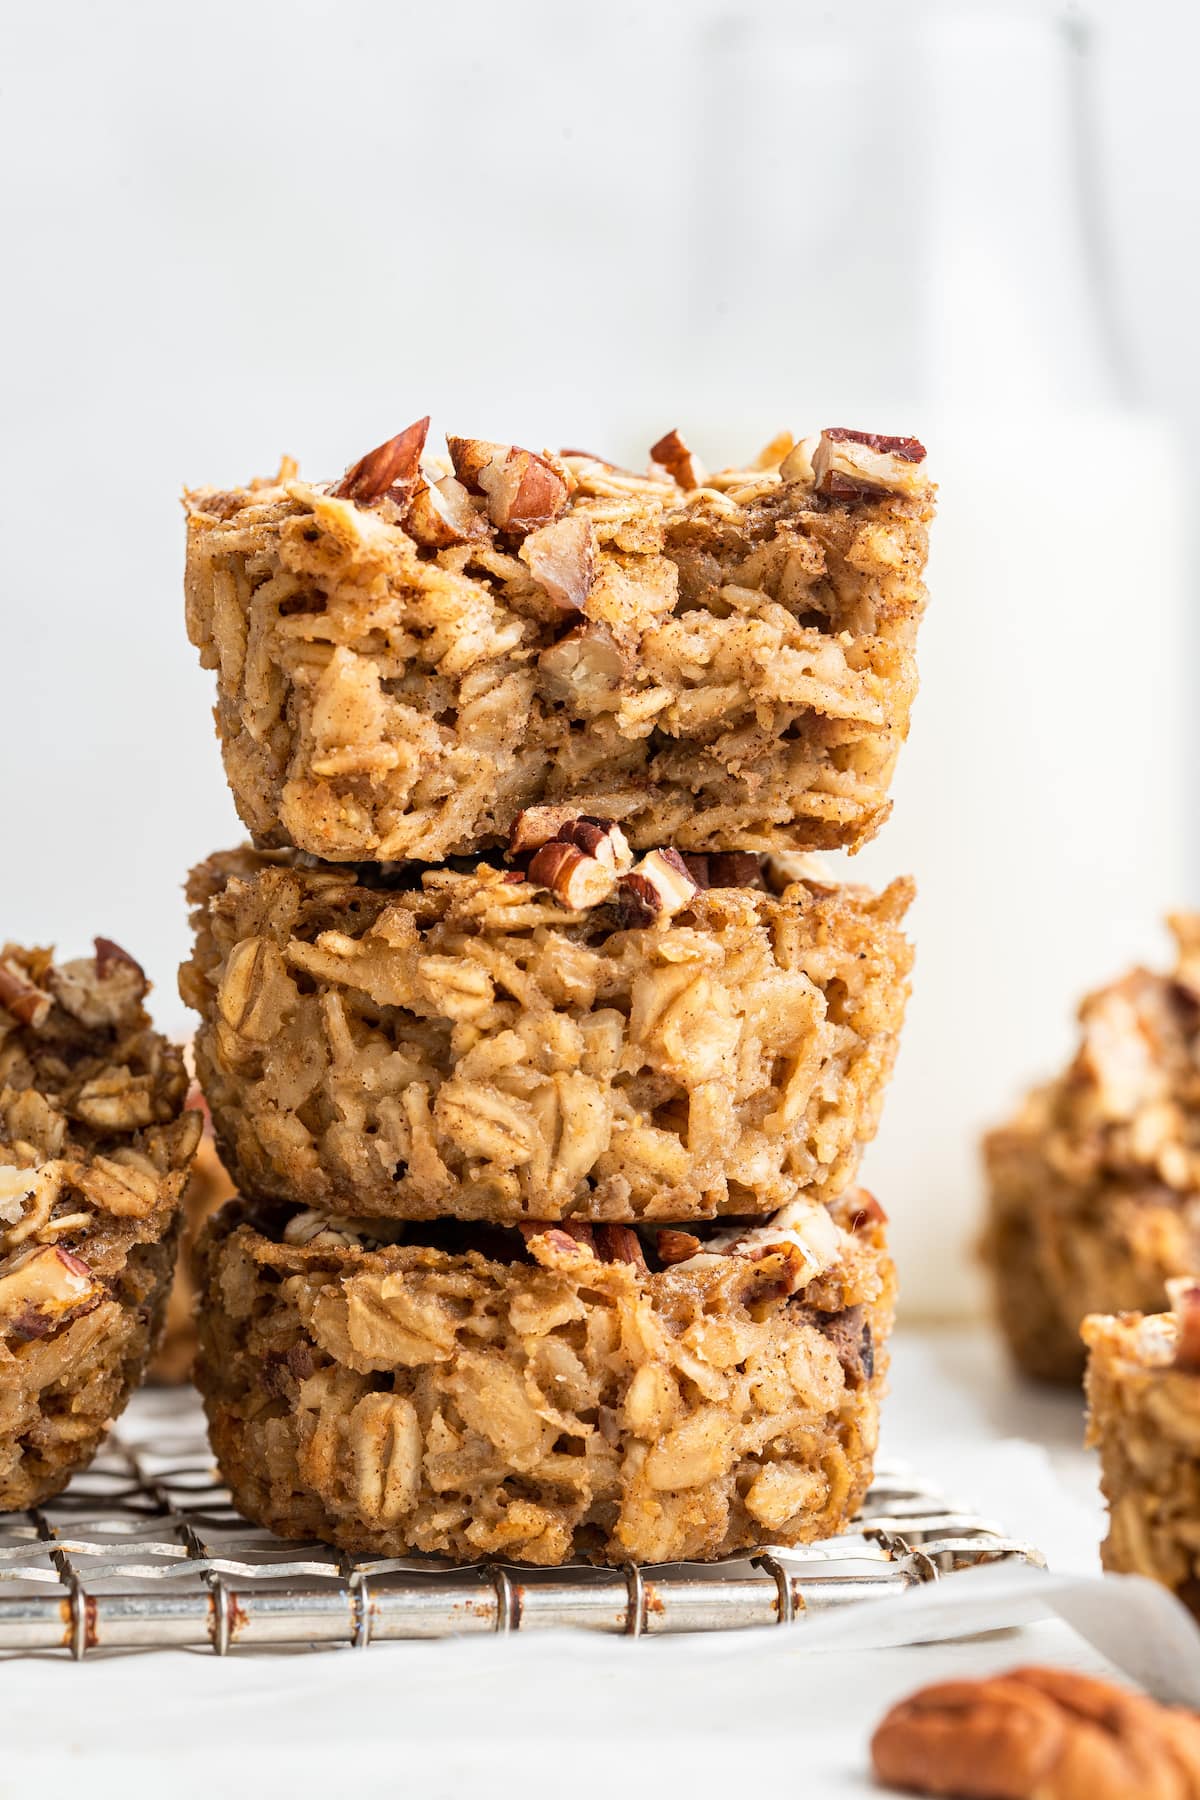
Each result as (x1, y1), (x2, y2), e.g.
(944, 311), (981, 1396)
(0, 958), (52, 1030)
(478, 446), (570, 534)
(445, 436), (506, 490)
(522, 817), (632, 907)
(810, 1306), (873, 1384)
(556, 818), (634, 872)
(614, 849), (700, 925)
(612, 875), (662, 929)
(0, 1164), (39, 1227)
(1168, 1277), (1200, 1373)
(94, 937), (146, 983)
(871, 1665), (1200, 1800)
(847, 1191), (888, 1232)
(333, 418), (430, 505)
(537, 621), (627, 701)
(595, 1224), (647, 1270)
(0, 1244), (105, 1342)
(825, 427), (926, 461)
(656, 1229), (702, 1266)
(779, 432), (821, 485)
(519, 514), (596, 609)
(528, 840), (620, 911)
(705, 853), (763, 889)
(812, 427), (927, 499)
(403, 475), (487, 547)
(649, 428), (704, 489)
(508, 807), (590, 857)
(449, 438), (570, 532)
(518, 1220), (596, 1257)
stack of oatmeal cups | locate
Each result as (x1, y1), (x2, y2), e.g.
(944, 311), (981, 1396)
(179, 419), (934, 1566)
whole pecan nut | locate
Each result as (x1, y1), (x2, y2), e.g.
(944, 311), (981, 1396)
(871, 1665), (1200, 1799)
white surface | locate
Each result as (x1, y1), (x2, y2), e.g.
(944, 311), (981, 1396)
(7, 1326), (1197, 1800)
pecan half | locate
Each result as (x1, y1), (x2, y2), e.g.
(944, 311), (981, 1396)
(812, 426), (927, 499)
(519, 514), (596, 609)
(871, 1665), (1200, 1799)
(0, 959), (52, 1030)
(649, 428), (704, 490)
(334, 417), (430, 505)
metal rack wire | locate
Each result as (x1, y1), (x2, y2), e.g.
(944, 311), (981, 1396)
(0, 1393), (1044, 1656)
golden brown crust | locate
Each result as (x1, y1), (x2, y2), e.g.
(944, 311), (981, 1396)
(194, 1191), (894, 1566)
(180, 848), (912, 1223)
(871, 1665), (1200, 1799)
(183, 429), (933, 864)
(983, 923), (1200, 1384)
(0, 941), (200, 1507)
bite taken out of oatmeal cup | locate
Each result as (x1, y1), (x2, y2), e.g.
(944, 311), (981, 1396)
(184, 422), (933, 865)
(194, 1188), (894, 1566)
(0, 940), (200, 1509)
(180, 831), (913, 1225)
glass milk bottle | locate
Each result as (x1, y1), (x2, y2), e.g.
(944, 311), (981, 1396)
(678, 2), (1190, 1316)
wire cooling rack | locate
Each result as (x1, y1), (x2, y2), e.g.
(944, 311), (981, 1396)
(0, 1390), (1044, 1657)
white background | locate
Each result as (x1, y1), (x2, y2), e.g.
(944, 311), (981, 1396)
(2, 0), (1196, 1314)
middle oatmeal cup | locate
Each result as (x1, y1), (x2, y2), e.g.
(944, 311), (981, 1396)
(180, 832), (913, 1225)
(195, 1188), (894, 1566)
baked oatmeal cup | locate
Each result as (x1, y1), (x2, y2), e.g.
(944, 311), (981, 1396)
(184, 422), (933, 864)
(181, 836), (912, 1224)
(0, 941), (201, 1509)
(1085, 1282), (1200, 1618)
(984, 917), (1200, 1384)
(195, 1188), (893, 1566)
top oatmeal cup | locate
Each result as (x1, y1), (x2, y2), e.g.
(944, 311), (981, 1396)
(184, 422), (933, 864)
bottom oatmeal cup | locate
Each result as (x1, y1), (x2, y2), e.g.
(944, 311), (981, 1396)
(195, 1189), (893, 1566)
(0, 940), (201, 1510)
